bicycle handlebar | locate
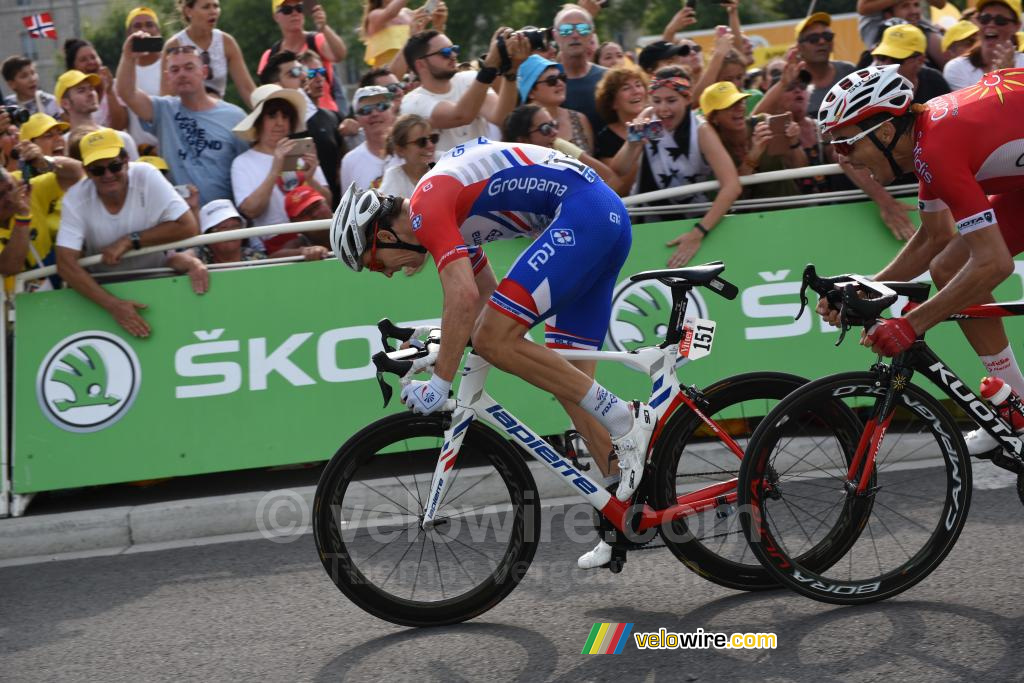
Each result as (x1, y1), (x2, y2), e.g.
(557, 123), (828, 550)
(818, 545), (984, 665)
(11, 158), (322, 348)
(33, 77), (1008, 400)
(371, 318), (443, 407)
(797, 265), (901, 346)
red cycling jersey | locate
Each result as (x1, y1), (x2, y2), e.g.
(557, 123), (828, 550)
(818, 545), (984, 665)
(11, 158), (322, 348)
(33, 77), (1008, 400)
(915, 68), (1024, 235)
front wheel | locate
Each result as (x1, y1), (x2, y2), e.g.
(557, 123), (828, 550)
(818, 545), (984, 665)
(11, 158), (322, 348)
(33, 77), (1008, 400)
(313, 412), (541, 627)
(739, 372), (972, 605)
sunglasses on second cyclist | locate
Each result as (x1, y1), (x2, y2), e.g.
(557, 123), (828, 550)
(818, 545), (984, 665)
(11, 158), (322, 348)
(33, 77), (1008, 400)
(536, 73), (568, 87)
(424, 45), (460, 59)
(87, 159), (126, 177)
(404, 133), (440, 148)
(276, 3), (304, 15)
(356, 101), (392, 116)
(530, 121), (559, 137)
(558, 23), (592, 37)
(828, 118), (891, 155)
(977, 13), (1015, 26)
(799, 30), (835, 44)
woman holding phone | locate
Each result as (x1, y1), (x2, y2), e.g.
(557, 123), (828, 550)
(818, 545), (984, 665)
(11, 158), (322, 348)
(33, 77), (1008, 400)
(230, 85), (330, 227)
(163, 0), (257, 105)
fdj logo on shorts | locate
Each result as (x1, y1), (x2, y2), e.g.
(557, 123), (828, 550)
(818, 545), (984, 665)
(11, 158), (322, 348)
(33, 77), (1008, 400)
(36, 331), (142, 433)
(606, 278), (707, 352)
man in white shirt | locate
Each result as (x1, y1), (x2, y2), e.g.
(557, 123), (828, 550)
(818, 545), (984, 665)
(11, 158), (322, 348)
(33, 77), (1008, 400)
(339, 86), (401, 191)
(399, 28), (527, 153)
(57, 70), (140, 160)
(56, 128), (202, 338)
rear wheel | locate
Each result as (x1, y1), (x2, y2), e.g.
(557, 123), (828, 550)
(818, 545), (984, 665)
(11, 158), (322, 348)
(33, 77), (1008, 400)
(313, 412), (540, 627)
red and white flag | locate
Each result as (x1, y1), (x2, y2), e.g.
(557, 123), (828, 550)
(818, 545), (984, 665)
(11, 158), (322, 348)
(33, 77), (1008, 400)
(22, 13), (57, 40)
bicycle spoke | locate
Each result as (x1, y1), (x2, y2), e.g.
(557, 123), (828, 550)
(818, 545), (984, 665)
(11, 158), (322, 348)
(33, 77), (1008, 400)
(411, 530), (427, 600)
(439, 468), (502, 509)
(380, 525), (423, 589)
(429, 531), (445, 600)
(353, 479), (421, 519)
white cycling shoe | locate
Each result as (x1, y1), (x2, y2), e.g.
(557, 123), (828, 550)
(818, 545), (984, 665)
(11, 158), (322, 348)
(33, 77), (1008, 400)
(613, 402), (656, 501)
(578, 539), (613, 569)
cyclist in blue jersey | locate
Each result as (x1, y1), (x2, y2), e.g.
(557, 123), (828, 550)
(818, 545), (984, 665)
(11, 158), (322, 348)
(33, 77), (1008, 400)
(330, 137), (653, 569)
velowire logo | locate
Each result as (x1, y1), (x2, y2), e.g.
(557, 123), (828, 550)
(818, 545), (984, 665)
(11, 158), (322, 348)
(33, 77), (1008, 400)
(36, 331), (142, 433)
(605, 278), (707, 352)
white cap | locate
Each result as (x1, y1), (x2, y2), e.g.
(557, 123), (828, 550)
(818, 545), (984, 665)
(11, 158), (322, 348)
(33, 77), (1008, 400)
(353, 85), (392, 108)
(199, 199), (244, 233)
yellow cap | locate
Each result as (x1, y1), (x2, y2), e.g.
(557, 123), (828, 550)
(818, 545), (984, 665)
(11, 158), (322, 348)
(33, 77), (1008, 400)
(978, 0), (1021, 21)
(873, 24), (927, 59)
(941, 20), (980, 52)
(271, 0), (293, 11)
(125, 7), (159, 29)
(18, 113), (69, 142)
(795, 12), (832, 39)
(138, 155), (169, 171)
(1018, 31), (1024, 51)
(80, 128), (125, 167)
(55, 70), (101, 103)
(699, 81), (751, 114)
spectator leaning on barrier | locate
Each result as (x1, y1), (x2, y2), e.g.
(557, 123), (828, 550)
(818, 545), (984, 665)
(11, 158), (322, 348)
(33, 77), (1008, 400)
(231, 84), (330, 228)
(380, 113), (436, 198)
(259, 0), (348, 114)
(196, 198), (267, 264)
(592, 66), (650, 194)
(2, 56), (61, 118)
(64, 38), (129, 132)
(55, 129), (204, 337)
(520, 55), (594, 155)
(795, 13), (857, 119)
(117, 37), (250, 205)
(340, 86), (401, 191)
(163, 0), (257, 106)
(56, 70), (141, 161)
(259, 185), (331, 260)
(554, 5), (607, 135)
(942, 20), (980, 63)
(943, 0), (1024, 90)
(400, 29), (526, 153)
(872, 24), (950, 103)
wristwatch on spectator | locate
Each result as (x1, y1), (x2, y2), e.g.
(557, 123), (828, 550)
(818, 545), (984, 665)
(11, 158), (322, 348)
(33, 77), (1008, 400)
(130, 232), (142, 251)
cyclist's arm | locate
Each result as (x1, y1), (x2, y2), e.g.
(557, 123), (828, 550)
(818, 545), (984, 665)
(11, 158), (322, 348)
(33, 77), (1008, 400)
(433, 257), (480, 382)
(903, 223), (1013, 333)
(873, 208), (955, 282)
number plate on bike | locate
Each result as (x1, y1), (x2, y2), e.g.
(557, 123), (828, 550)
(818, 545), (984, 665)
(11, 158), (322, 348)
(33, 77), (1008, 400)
(680, 318), (716, 359)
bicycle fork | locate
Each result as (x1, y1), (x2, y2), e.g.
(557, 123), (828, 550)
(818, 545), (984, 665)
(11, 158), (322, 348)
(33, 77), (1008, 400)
(845, 363), (915, 495)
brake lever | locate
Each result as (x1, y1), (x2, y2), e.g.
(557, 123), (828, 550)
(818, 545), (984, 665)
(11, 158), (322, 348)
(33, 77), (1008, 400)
(376, 372), (394, 407)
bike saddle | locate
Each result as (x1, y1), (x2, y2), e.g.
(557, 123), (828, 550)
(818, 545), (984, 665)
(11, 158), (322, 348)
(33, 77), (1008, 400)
(630, 261), (725, 287)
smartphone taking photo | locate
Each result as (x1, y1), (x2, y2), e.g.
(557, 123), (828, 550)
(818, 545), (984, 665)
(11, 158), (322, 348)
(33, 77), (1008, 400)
(282, 137), (316, 171)
(132, 36), (164, 53)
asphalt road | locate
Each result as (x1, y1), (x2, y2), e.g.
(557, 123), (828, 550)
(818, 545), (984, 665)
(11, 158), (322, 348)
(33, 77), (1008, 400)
(2, 461), (1024, 683)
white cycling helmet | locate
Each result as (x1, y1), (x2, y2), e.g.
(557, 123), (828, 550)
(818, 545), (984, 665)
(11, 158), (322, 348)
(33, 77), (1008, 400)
(817, 65), (914, 137)
(330, 182), (388, 272)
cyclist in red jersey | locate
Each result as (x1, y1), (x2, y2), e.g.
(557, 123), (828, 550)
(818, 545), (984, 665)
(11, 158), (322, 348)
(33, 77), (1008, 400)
(817, 64), (1024, 454)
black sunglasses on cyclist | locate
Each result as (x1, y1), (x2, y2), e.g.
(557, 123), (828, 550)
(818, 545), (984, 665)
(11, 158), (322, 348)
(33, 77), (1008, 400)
(406, 133), (440, 148)
(306, 67), (327, 78)
(536, 73), (568, 87)
(87, 159), (126, 177)
(978, 13), (1015, 26)
(799, 30), (835, 44)
(424, 45), (460, 59)
(276, 3), (303, 14)
(530, 121), (558, 136)
(356, 101), (392, 116)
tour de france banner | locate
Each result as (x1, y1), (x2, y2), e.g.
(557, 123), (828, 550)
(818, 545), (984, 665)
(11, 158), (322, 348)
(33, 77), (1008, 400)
(15, 200), (1024, 493)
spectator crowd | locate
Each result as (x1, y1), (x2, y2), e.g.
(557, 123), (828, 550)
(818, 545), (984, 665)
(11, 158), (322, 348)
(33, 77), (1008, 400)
(1, 0), (1021, 336)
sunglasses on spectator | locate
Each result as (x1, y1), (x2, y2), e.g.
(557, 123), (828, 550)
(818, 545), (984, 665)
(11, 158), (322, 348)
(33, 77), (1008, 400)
(383, 82), (405, 95)
(285, 65), (305, 79)
(405, 133), (440, 147)
(424, 45), (460, 59)
(356, 101), (392, 116)
(307, 67), (327, 78)
(828, 118), (891, 155)
(558, 23), (592, 37)
(530, 121), (559, 136)
(799, 31), (835, 44)
(536, 73), (568, 87)
(166, 45), (202, 55)
(276, 3), (303, 14)
(678, 44), (702, 56)
(978, 13), (1015, 26)
(87, 159), (126, 176)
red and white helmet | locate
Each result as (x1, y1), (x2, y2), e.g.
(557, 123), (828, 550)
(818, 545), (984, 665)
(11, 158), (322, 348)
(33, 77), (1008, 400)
(817, 65), (914, 137)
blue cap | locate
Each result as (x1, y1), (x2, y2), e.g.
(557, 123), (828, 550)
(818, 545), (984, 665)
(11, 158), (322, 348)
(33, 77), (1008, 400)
(517, 54), (564, 103)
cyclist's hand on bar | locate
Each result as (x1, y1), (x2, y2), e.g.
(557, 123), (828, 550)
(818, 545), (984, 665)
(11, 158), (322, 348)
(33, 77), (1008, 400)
(816, 296), (841, 327)
(864, 316), (916, 356)
(401, 375), (451, 415)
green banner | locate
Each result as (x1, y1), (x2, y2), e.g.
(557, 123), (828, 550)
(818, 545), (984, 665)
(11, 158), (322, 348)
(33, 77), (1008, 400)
(14, 200), (1024, 493)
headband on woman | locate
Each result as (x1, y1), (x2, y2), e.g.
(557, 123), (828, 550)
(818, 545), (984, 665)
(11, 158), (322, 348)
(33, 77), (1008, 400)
(649, 76), (691, 94)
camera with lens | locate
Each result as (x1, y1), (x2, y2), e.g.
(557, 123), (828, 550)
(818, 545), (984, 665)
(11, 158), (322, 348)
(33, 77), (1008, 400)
(494, 27), (552, 73)
(2, 105), (30, 126)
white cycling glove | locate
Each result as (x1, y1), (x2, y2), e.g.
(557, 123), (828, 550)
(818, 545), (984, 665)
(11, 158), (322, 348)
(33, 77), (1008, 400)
(401, 375), (452, 415)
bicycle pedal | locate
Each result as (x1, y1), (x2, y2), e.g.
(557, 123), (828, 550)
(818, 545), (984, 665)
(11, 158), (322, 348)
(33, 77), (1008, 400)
(607, 546), (627, 574)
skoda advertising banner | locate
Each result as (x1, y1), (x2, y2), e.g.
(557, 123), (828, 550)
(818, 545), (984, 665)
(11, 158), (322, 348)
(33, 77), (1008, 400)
(14, 201), (1024, 493)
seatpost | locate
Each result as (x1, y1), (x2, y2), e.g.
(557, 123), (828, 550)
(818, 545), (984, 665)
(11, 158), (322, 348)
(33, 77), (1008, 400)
(663, 283), (691, 347)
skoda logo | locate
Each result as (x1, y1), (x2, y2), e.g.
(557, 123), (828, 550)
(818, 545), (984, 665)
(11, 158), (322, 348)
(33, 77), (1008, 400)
(605, 279), (707, 352)
(36, 331), (141, 433)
